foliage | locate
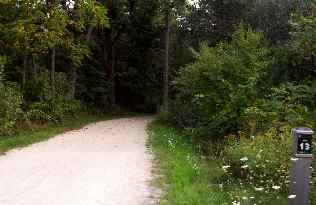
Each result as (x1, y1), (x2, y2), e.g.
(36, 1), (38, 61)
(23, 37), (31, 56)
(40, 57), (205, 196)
(168, 26), (271, 138)
(150, 121), (231, 205)
(289, 2), (316, 77)
(242, 82), (316, 134)
(222, 127), (291, 204)
(0, 56), (24, 135)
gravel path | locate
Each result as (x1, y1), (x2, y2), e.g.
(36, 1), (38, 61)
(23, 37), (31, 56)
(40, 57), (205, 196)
(0, 117), (155, 205)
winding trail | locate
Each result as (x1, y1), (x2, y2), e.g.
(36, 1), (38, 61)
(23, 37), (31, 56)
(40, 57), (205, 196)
(0, 117), (155, 205)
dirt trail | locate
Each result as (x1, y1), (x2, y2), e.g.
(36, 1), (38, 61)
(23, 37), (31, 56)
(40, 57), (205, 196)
(0, 117), (155, 205)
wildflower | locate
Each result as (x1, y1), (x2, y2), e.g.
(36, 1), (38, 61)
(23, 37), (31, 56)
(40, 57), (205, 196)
(232, 201), (240, 205)
(222, 165), (231, 172)
(272, 185), (281, 190)
(241, 165), (248, 169)
(254, 187), (264, 191)
(240, 157), (248, 162)
(288, 195), (296, 199)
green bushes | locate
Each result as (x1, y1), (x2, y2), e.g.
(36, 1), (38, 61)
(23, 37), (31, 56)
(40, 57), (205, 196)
(0, 56), (24, 135)
(26, 99), (82, 123)
(168, 24), (316, 138)
(0, 57), (83, 135)
(168, 26), (271, 138)
(165, 23), (316, 204)
(25, 70), (83, 123)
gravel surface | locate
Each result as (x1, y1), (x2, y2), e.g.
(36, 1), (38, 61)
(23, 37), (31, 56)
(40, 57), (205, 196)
(0, 117), (155, 205)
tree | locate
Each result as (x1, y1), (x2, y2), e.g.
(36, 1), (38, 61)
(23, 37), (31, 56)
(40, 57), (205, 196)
(289, 2), (316, 76)
(160, 0), (187, 111)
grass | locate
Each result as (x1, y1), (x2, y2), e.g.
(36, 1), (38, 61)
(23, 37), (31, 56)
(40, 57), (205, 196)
(149, 120), (230, 205)
(0, 113), (111, 154)
(149, 121), (298, 205)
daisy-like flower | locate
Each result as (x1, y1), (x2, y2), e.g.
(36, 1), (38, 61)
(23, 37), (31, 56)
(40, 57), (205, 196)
(222, 165), (231, 172)
(272, 185), (281, 190)
(254, 187), (264, 191)
(241, 165), (249, 169)
(232, 201), (240, 205)
(240, 157), (248, 162)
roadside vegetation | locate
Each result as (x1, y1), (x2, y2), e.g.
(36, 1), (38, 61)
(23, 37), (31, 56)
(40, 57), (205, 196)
(157, 1), (316, 204)
(0, 114), (112, 154)
(150, 121), (229, 205)
(150, 121), (299, 205)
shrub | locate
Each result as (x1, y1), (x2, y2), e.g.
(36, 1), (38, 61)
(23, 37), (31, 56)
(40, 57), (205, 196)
(0, 56), (24, 135)
(168, 25), (271, 139)
(25, 70), (82, 123)
(242, 82), (316, 135)
(27, 98), (83, 124)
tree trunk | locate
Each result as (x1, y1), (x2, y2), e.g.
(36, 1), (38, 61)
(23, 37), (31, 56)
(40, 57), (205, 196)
(163, 10), (171, 111)
(70, 66), (77, 100)
(32, 55), (38, 83)
(104, 31), (115, 106)
(51, 48), (56, 100)
(110, 44), (115, 105)
(104, 0), (115, 106)
(86, 24), (94, 42)
(22, 53), (27, 90)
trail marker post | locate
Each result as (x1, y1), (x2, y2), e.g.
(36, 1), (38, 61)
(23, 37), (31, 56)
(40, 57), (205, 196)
(290, 127), (313, 205)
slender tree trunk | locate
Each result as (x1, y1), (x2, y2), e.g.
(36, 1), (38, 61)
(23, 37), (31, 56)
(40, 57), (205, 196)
(104, 0), (115, 106)
(110, 44), (115, 105)
(86, 24), (94, 42)
(163, 10), (171, 111)
(70, 66), (77, 100)
(22, 53), (27, 90)
(51, 48), (56, 100)
(104, 31), (115, 106)
(32, 55), (38, 83)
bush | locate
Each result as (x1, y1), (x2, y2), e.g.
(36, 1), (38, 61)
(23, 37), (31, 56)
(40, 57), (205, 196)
(0, 57), (24, 135)
(242, 82), (316, 135)
(168, 25), (271, 139)
(27, 98), (83, 124)
(25, 70), (82, 123)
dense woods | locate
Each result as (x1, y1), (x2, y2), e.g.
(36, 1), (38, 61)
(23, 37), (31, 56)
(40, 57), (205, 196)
(0, 0), (316, 204)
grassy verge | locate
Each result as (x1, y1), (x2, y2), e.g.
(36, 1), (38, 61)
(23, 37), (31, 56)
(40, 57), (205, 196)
(149, 121), (230, 205)
(149, 121), (300, 205)
(0, 113), (111, 154)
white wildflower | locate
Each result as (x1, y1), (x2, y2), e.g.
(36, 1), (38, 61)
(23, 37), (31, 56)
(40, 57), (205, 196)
(254, 187), (264, 191)
(222, 165), (231, 172)
(240, 157), (248, 162)
(232, 201), (240, 205)
(272, 185), (281, 190)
